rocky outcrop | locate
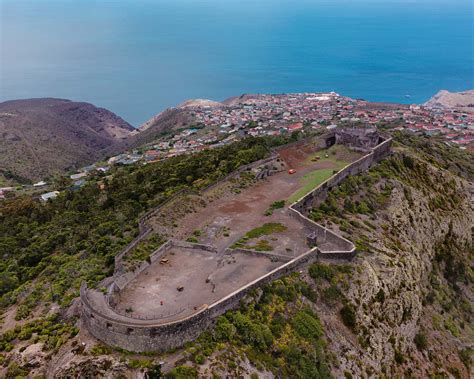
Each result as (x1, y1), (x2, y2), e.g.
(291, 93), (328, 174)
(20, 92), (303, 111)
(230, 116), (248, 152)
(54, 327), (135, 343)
(319, 157), (473, 378)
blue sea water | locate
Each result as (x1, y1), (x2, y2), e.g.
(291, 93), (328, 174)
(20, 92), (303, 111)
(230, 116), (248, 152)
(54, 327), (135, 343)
(1, 0), (473, 126)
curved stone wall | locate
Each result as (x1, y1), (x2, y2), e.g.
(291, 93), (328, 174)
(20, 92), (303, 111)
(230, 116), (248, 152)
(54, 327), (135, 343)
(80, 247), (319, 352)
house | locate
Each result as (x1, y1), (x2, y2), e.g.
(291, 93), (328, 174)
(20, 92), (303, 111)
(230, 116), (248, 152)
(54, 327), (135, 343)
(72, 179), (86, 190)
(96, 166), (110, 173)
(70, 172), (87, 180)
(286, 122), (303, 131)
(40, 191), (60, 202)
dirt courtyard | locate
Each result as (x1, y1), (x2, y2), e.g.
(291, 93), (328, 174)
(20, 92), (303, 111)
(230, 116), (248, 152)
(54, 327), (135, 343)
(115, 247), (282, 321)
(114, 141), (362, 320)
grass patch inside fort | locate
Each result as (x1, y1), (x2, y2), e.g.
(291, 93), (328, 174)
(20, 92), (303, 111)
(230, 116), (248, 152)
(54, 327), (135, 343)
(231, 223), (287, 251)
(264, 200), (285, 216)
(288, 168), (335, 203)
(288, 145), (356, 203)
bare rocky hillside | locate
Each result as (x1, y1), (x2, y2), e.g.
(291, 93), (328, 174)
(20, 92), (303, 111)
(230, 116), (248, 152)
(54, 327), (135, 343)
(0, 98), (134, 183)
(424, 90), (474, 112)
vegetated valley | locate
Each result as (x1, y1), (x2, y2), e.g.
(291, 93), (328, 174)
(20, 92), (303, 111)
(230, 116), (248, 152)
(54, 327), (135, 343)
(0, 131), (472, 378)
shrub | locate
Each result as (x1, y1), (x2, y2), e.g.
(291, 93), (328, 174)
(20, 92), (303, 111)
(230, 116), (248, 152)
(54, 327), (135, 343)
(340, 304), (356, 330)
(128, 358), (153, 369)
(322, 285), (342, 305)
(194, 354), (205, 364)
(145, 364), (163, 379)
(165, 365), (198, 379)
(90, 343), (112, 356)
(309, 263), (335, 281)
(458, 347), (472, 370)
(291, 310), (324, 342)
(213, 316), (236, 342)
(6, 362), (29, 379)
(394, 350), (405, 364)
(375, 289), (385, 303)
(414, 331), (427, 351)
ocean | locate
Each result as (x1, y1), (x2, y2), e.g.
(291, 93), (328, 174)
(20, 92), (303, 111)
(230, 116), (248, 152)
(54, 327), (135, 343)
(1, 0), (473, 126)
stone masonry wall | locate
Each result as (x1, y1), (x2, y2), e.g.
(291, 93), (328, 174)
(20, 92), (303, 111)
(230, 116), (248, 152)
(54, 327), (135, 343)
(80, 247), (319, 352)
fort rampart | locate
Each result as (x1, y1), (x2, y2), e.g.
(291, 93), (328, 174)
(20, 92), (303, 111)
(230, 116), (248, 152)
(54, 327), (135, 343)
(80, 131), (392, 352)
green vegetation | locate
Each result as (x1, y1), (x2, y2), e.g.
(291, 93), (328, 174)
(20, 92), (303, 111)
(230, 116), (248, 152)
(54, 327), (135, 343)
(340, 304), (356, 331)
(124, 234), (164, 270)
(288, 168), (336, 203)
(264, 200), (285, 216)
(231, 223), (287, 251)
(165, 365), (198, 379)
(245, 223), (287, 239)
(392, 132), (474, 180)
(414, 331), (427, 351)
(309, 262), (352, 282)
(186, 274), (332, 378)
(308, 263), (356, 331)
(0, 313), (78, 354)
(90, 343), (113, 356)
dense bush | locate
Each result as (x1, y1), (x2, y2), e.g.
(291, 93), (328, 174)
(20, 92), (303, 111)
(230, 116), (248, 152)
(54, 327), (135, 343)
(191, 274), (333, 378)
(414, 331), (427, 351)
(291, 310), (324, 341)
(165, 365), (198, 379)
(340, 304), (356, 331)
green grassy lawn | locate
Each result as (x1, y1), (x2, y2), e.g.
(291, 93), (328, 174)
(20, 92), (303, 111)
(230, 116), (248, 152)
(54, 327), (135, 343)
(288, 145), (355, 203)
(288, 168), (336, 203)
(231, 223), (287, 251)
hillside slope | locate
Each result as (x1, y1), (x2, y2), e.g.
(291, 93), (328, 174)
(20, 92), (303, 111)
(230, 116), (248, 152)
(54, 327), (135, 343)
(0, 98), (134, 183)
(0, 133), (472, 378)
(307, 134), (473, 378)
(424, 90), (474, 112)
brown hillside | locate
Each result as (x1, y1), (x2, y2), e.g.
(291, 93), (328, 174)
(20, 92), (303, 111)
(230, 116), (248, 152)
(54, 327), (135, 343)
(0, 98), (134, 183)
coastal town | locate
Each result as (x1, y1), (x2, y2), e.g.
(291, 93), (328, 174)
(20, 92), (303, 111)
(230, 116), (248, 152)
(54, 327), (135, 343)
(1, 92), (473, 202)
(110, 92), (474, 166)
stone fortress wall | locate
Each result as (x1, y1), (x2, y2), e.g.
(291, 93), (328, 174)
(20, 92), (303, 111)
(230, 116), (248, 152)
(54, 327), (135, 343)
(289, 130), (392, 259)
(80, 129), (392, 352)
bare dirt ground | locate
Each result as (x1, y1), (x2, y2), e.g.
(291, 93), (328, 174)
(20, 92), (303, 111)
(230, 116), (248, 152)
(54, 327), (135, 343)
(116, 247), (281, 320)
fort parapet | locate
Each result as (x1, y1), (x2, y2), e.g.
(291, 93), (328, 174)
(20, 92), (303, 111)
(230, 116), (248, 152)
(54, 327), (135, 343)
(80, 130), (392, 352)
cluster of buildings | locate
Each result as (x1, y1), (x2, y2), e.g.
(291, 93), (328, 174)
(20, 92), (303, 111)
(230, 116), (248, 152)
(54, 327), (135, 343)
(100, 93), (474, 168)
(144, 93), (474, 157)
(353, 102), (474, 151)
